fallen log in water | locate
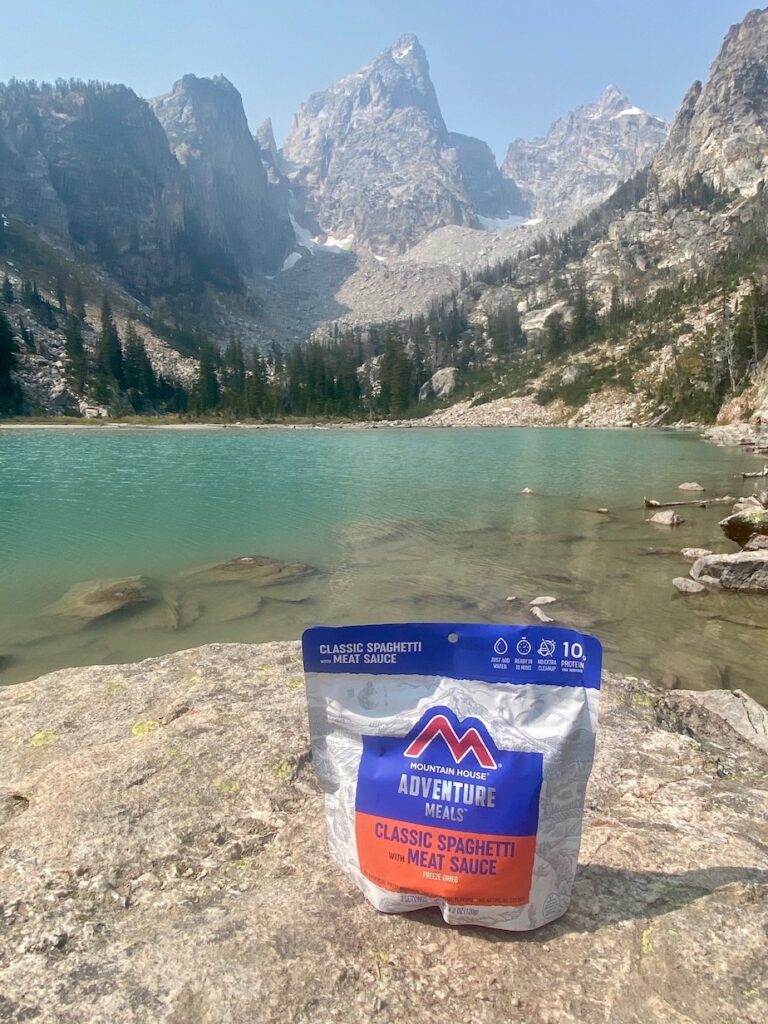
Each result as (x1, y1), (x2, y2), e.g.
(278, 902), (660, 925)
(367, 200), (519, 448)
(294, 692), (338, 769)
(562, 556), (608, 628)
(643, 496), (734, 509)
(740, 465), (768, 479)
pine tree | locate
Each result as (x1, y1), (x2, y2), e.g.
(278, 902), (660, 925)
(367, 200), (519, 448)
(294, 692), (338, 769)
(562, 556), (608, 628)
(123, 322), (157, 410)
(543, 311), (567, 358)
(192, 339), (220, 414)
(18, 318), (35, 352)
(246, 353), (270, 418)
(64, 314), (88, 394)
(0, 308), (22, 414)
(1, 274), (13, 305)
(72, 282), (87, 321)
(380, 328), (414, 415)
(56, 276), (67, 312)
(94, 295), (124, 402)
(570, 276), (598, 348)
(98, 296), (123, 385)
(221, 335), (246, 415)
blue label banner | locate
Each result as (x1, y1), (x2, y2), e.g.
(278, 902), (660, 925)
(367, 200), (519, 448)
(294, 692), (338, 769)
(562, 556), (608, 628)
(302, 622), (602, 689)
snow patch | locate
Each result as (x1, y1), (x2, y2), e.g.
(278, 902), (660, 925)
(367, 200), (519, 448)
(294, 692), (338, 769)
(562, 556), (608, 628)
(289, 211), (315, 250)
(392, 39), (415, 60)
(612, 106), (645, 118)
(478, 214), (543, 233)
(314, 232), (355, 252)
(281, 252), (303, 272)
(478, 213), (529, 232)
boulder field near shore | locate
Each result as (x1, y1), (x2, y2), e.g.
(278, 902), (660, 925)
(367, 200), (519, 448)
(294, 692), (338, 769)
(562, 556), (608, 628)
(1, 642), (767, 1024)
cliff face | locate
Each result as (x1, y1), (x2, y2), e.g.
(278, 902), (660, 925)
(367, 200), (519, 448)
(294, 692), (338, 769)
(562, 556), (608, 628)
(281, 35), (477, 254)
(0, 81), (188, 295)
(150, 75), (294, 275)
(653, 8), (768, 196)
(502, 85), (668, 219)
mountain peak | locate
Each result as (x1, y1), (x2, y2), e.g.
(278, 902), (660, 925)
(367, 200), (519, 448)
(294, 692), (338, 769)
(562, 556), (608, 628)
(596, 84), (630, 112)
(502, 87), (668, 218)
(388, 33), (422, 61)
(256, 117), (277, 156)
(281, 35), (475, 254)
(172, 73), (238, 98)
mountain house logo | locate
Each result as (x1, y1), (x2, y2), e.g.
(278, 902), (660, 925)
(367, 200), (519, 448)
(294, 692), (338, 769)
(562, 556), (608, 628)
(403, 712), (497, 769)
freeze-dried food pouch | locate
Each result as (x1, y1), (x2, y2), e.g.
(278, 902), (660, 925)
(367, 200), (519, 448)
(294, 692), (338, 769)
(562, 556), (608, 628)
(302, 622), (601, 931)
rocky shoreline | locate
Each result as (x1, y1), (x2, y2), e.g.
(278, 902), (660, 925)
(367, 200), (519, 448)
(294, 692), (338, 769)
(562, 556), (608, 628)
(1, 641), (767, 1023)
(2, 412), (767, 441)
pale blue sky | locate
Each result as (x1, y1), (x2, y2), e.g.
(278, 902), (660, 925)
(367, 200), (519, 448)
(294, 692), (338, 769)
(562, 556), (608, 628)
(4, 1), (757, 159)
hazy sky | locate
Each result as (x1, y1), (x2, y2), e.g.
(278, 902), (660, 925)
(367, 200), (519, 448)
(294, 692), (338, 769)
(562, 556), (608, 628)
(2, 0), (756, 159)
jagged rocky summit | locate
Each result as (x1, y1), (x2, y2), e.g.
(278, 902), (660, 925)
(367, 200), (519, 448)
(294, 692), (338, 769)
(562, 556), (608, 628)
(281, 34), (518, 255)
(502, 84), (669, 219)
(0, 641), (766, 1022)
(654, 7), (768, 196)
(281, 34), (474, 254)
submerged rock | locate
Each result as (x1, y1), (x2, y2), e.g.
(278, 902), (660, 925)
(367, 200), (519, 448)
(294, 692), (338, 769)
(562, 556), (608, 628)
(184, 555), (316, 586)
(530, 605), (555, 623)
(691, 550), (768, 592)
(529, 595), (557, 607)
(649, 509), (684, 526)
(0, 643), (766, 1023)
(672, 576), (706, 594)
(44, 577), (156, 620)
(719, 508), (768, 548)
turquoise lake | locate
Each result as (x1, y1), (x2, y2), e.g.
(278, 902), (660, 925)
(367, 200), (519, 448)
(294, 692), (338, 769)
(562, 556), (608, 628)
(0, 426), (765, 702)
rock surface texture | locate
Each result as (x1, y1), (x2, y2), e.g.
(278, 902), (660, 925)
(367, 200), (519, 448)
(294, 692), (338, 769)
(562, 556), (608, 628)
(1, 642), (766, 1024)
(691, 549), (768, 591)
(502, 85), (668, 219)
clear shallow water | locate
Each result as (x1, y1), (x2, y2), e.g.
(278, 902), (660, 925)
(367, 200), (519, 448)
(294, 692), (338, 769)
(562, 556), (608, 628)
(0, 426), (765, 702)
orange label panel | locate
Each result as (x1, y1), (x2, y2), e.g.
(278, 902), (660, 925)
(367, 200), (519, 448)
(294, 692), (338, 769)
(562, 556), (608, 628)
(355, 812), (537, 905)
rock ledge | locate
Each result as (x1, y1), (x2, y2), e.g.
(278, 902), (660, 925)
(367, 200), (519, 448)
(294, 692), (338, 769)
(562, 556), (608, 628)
(1, 642), (766, 1024)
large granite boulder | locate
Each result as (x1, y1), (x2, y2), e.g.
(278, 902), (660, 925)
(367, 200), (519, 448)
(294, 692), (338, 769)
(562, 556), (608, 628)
(720, 507), (768, 547)
(1, 642), (766, 1023)
(418, 367), (459, 401)
(691, 550), (768, 592)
